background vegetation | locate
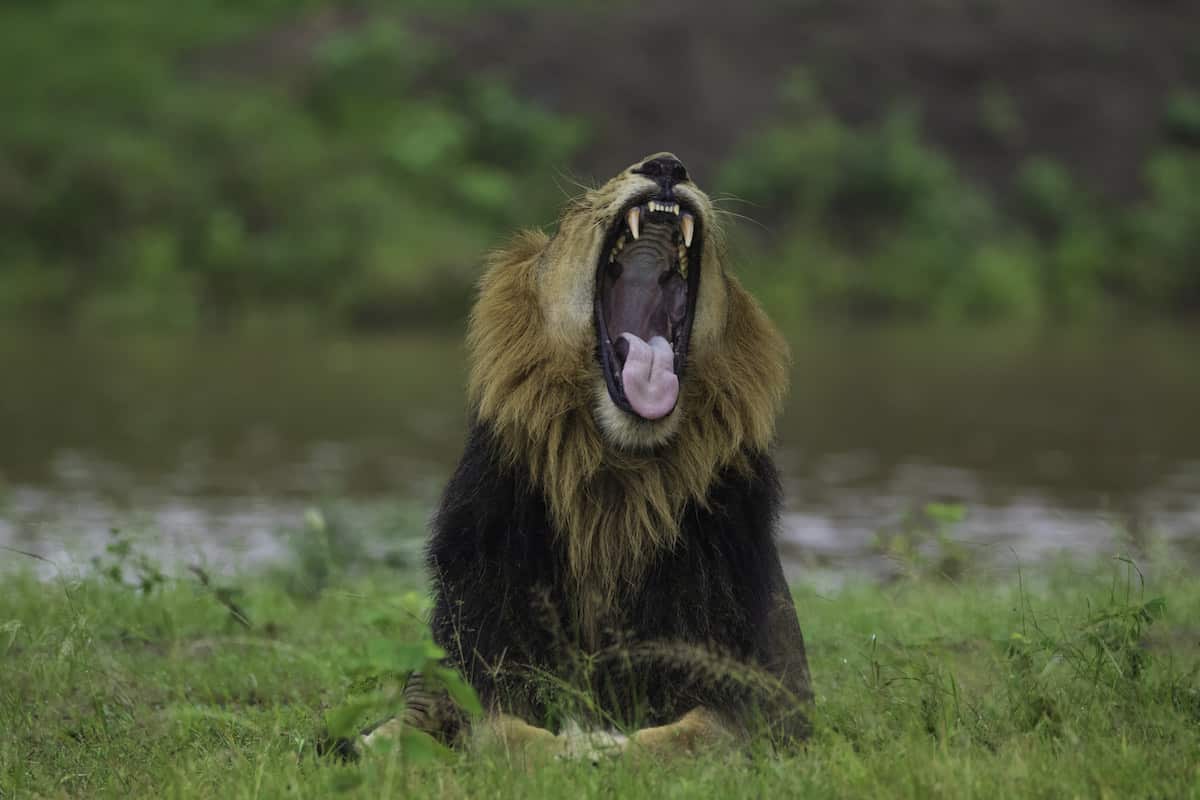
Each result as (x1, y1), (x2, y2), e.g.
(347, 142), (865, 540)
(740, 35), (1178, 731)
(1, 0), (1198, 331)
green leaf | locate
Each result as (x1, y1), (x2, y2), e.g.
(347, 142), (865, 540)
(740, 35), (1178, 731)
(433, 667), (483, 718)
(324, 694), (381, 740)
(1140, 597), (1167, 621)
(398, 727), (455, 763)
(366, 640), (431, 673)
(925, 502), (966, 525)
(358, 724), (453, 763)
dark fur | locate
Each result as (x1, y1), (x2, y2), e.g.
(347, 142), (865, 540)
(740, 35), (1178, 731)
(426, 422), (812, 743)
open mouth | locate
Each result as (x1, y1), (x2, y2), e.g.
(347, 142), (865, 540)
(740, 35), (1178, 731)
(594, 195), (702, 421)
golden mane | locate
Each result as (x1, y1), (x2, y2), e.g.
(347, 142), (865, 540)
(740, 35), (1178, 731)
(466, 162), (789, 638)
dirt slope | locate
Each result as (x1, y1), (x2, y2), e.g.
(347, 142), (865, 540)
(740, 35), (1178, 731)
(425, 0), (1200, 197)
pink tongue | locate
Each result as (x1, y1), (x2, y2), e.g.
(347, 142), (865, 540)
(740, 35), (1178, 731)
(618, 333), (679, 419)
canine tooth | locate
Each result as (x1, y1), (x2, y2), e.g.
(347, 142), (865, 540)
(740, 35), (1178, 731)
(681, 212), (695, 247)
(627, 207), (640, 240)
(672, 204), (680, 215)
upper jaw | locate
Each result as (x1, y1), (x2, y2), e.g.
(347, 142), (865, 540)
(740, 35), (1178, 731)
(593, 188), (704, 420)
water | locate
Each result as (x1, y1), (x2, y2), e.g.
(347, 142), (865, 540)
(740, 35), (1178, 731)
(2, 327), (1198, 579)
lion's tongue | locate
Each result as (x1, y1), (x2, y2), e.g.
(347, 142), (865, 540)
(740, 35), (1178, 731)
(618, 333), (678, 419)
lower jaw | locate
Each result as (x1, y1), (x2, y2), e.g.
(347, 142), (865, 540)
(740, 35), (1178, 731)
(593, 378), (683, 449)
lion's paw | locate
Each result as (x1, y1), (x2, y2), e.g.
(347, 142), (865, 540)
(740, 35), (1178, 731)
(556, 721), (628, 764)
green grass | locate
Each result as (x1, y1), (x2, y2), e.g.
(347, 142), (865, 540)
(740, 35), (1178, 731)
(2, 547), (1198, 798)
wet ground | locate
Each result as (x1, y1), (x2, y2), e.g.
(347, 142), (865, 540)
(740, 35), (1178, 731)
(2, 326), (1198, 580)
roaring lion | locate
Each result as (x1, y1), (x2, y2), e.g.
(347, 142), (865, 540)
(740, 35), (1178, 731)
(368, 153), (811, 760)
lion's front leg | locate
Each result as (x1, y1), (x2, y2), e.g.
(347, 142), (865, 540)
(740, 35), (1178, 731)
(627, 707), (735, 759)
(473, 715), (629, 765)
(358, 712), (563, 765)
(469, 713), (561, 762)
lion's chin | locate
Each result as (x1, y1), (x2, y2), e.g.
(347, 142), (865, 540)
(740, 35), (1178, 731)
(593, 378), (683, 450)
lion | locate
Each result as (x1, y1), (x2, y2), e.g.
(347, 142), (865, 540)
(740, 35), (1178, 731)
(363, 153), (812, 761)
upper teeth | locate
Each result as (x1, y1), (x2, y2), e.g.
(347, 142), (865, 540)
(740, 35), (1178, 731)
(623, 204), (695, 249)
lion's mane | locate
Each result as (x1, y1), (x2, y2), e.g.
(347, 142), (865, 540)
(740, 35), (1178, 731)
(466, 181), (788, 636)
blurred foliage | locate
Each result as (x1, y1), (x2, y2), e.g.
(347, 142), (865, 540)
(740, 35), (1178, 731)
(0, 1), (586, 330)
(871, 502), (971, 582)
(0, 8), (1196, 329)
(722, 73), (1200, 324)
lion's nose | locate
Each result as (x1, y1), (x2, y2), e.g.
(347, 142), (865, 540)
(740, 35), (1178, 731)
(635, 155), (689, 188)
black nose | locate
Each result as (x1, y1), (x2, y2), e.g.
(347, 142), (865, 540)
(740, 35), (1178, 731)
(634, 155), (689, 188)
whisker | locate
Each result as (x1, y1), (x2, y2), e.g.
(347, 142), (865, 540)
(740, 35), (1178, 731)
(710, 193), (761, 207)
(553, 168), (596, 199)
(713, 207), (771, 233)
